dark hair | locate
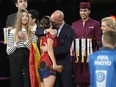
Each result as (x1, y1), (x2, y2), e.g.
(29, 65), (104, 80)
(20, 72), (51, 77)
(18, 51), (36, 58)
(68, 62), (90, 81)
(39, 16), (50, 29)
(28, 9), (39, 23)
(13, 0), (28, 4)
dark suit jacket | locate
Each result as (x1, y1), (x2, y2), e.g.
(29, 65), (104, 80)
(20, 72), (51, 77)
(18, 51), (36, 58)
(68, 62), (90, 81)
(35, 28), (46, 37)
(54, 23), (74, 70)
(35, 23), (74, 70)
(6, 13), (16, 27)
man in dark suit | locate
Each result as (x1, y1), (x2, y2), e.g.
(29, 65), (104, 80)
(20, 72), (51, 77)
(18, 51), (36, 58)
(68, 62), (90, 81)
(28, 9), (39, 31)
(6, 0), (28, 27)
(28, 9), (41, 49)
(35, 10), (74, 87)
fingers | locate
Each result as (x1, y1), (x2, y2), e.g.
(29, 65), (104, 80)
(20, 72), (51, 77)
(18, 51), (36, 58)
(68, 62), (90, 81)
(18, 31), (26, 40)
(7, 27), (13, 31)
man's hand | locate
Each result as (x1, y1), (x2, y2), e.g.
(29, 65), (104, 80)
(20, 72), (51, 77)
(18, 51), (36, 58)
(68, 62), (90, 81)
(7, 27), (13, 31)
(7, 27), (13, 33)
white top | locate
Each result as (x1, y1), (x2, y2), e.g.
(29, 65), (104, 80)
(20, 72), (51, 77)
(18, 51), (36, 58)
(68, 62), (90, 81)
(6, 28), (37, 55)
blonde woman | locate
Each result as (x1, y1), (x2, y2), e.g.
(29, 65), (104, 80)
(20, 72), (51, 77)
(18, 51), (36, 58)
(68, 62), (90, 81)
(6, 9), (37, 87)
(101, 17), (116, 33)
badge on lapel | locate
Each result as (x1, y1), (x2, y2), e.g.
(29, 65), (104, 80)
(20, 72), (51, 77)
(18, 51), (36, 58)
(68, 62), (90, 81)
(89, 26), (94, 29)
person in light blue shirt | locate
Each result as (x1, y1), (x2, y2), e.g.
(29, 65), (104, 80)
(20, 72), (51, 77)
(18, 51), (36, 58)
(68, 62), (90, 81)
(89, 30), (116, 87)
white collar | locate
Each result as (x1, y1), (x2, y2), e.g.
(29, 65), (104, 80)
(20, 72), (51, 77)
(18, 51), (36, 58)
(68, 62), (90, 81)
(22, 27), (26, 31)
(31, 24), (37, 31)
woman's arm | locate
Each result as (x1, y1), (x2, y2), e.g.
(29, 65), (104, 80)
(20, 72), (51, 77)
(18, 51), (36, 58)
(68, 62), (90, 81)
(47, 38), (58, 70)
(6, 30), (17, 55)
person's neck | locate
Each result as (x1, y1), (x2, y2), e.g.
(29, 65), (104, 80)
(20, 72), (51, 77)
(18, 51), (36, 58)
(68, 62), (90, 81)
(103, 44), (115, 49)
(22, 25), (26, 28)
(59, 21), (64, 29)
(82, 17), (89, 23)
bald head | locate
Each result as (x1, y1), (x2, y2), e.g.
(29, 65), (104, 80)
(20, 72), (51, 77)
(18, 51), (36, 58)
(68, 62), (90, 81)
(51, 10), (64, 21)
(50, 10), (64, 28)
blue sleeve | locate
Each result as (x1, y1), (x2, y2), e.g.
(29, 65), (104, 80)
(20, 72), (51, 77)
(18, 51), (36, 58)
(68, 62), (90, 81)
(35, 28), (46, 37)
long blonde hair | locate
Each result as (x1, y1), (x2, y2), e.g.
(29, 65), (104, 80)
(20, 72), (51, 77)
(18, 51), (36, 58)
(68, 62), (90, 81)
(13, 9), (32, 41)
